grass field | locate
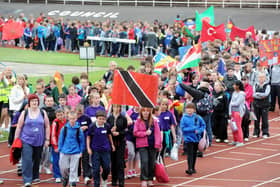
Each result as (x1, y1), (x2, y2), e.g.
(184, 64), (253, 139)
(0, 48), (140, 69)
(28, 71), (106, 89)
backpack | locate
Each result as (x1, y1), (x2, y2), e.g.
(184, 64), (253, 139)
(194, 115), (209, 152)
(196, 93), (213, 116)
(24, 109), (45, 121)
(62, 127), (81, 146)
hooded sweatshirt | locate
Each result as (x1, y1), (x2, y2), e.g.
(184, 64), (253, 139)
(58, 122), (85, 154)
(229, 91), (246, 117)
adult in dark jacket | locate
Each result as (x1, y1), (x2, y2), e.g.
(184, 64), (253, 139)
(169, 31), (182, 58)
(212, 81), (229, 143)
(253, 72), (270, 138)
(107, 104), (127, 187)
(180, 80), (213, 146)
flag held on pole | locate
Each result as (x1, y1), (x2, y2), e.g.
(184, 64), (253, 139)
(111, 70), (158, 108)
(200, 21), (227, 42)
(230, 25), (256, 41)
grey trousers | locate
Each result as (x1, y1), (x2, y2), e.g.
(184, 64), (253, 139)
(59, 153), (80, 183)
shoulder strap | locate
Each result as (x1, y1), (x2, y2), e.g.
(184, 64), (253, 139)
(63, 126), (67, 144)
(194, 114), (198, 126)
(55, 121), (60, 134)
(24, 109), (28, 121)
(76, 128), (80, 146)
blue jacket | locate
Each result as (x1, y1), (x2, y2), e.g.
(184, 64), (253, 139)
(180, 113), (206, 143)
(58, 122), (85, 154)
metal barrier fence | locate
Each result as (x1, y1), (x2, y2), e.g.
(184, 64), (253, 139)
(5, 0), (280, 9)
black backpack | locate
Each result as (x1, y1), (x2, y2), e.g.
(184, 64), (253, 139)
(196, 93), (213, 116)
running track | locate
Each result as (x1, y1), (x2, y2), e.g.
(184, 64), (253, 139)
(0, 110), (280, 187)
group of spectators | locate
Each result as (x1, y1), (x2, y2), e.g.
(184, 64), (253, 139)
(1, 12), (191, 57)
(1, 11), (280, 187)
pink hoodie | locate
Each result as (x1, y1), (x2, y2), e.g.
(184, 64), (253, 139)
(67, 94), (81, 110)
(133, 118), (162, 149)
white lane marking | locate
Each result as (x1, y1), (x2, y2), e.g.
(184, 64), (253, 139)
(211, 144), (227, 147)
(167, 133), (280, 169)
(0, 154), (9, 159)
(246, 147), (278, 151)
(261, 142), (280, 146)
(267, 161), (280, 165)
(0, 168), (17, 175)
(230, 151), (262, 156)
(173, 152), (280, 187)
(252, 176), (280, 187)
(213, 156), (245, 161)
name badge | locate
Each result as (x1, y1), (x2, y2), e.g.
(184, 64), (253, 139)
(101, 130), (107, 134)
(164, 116), (170, 120)
(81, 121), (87, 125)
(91, 117), (96, 123)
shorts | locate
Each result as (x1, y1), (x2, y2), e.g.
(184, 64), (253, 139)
(2, 103), (9, 108)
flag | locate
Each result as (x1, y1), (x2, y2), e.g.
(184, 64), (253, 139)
(181, 25), (194, 39)
(111, 70), (158, 108)
(179, 45), (192, 61)
(2, 22), (24, 40)
(153, 53), (178, 74)
(200, 21), (226, 42)
(177, 42), (201, 71)
(195, 6), (215, 31)
(54, 71), (63, 94)
(230, 25), (256, 41)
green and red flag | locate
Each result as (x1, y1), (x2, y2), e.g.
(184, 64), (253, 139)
(177, 42), (201, 71)
(195, 6), (215, 31)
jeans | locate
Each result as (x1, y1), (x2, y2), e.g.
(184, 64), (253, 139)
(138, 147), (157, 181)
(40, 146), (51, 169)
(186, 142), (198, 171)
(22, 142), (43, 184)
(51, 147), (61, 178)
(92, 151), (110, 187)
(202, 113), (213, 145)
(81, 149), (92, 178)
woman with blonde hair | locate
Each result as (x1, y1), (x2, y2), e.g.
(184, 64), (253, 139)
(134, 107), (161, 187)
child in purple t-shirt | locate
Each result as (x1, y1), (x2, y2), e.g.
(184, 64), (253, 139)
(87, 110), (115, 187)
(85, 92), (105, 124)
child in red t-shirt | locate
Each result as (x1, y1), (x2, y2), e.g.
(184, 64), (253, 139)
(51, 108), (66, 183)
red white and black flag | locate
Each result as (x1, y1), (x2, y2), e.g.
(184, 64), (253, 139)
(111, 70), (158, 108)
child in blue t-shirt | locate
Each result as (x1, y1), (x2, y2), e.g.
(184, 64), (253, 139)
(87, 110), (115, 187)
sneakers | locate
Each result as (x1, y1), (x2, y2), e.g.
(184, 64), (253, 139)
(101, 178), (107, 187)
(62, 178), (68, 187)
(263, 135), (268, 139)
(223, 139), (229, 143)
(235, 142), (244, 147)
(132, 169), (137, 177)
(24, 183), (31, 187)
(141, 181), (147, 187)
(84, 177), (91, 185)
(44, 167), (52, 174)
(0, 180), (3, 184)
(147, 181), (154, 186)
(229, 141), (236, 145)
(33, 178), (40, 183)
(215, 139), (221, 143)
(55, 178), (62, 183)
(127, 170), (132, 178)
(69, 182), (76, 187)
(252, 135), (259, 138)
(244, 138), (249, 142)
